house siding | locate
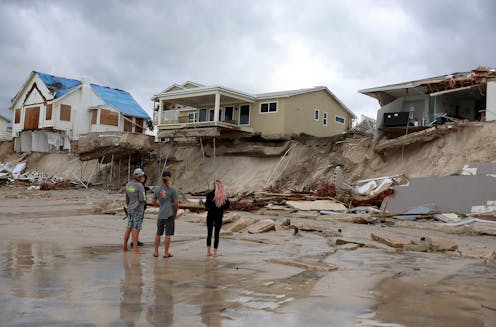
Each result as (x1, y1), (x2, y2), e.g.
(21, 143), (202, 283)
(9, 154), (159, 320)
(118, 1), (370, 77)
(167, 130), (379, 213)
(249, 98), (286, 138)
(284, 90), (352, 137)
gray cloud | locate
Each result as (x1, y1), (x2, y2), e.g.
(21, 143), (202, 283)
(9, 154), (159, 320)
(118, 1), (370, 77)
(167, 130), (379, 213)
(1, 0), (494, 122)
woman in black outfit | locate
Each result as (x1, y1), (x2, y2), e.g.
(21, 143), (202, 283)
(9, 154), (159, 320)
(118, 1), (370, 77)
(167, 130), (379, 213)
(205, 180), (230, 257)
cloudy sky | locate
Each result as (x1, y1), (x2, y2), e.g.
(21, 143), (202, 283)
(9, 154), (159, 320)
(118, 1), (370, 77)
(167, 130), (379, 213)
(1, 0), (494, 121)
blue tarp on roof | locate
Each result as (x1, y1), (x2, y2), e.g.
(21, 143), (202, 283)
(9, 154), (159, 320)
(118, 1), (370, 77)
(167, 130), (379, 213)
(36, 72), (81, 98)
(90, 84), (150, 119)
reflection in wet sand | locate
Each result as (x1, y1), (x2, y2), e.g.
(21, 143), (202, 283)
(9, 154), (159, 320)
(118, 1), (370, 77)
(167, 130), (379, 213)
(120, 254), (143, 326)
(3, 241), (68, 299)
(200, 260), (225, 327)
(146, 259), (174, 326)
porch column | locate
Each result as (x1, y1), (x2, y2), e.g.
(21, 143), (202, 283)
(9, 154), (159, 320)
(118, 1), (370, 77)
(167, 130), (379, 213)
(158, 101), (163, 125)
(214, 92), (220, 122)
(97, 108), (101, 124)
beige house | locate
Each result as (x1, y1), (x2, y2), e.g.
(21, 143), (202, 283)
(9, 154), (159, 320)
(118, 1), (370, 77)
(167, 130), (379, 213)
(152, 82), (355, 140)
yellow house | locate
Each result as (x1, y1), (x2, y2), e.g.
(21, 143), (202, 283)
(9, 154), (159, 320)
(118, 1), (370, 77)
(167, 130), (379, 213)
(152, 82), (355, 140)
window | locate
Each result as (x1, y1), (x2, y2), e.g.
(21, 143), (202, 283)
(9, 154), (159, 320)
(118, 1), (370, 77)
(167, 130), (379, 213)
(46, 104), (52, 120)
(91, 110), (97, 124)
(224, 106), (234, 121)
(135, 118), (143, 133)
(199, 108), (207, 122)
(260, 101), (277, 113)
(335, 115), (345, 124)
(188, 112), (197, 122)
(314, 109), (319, 121)
(239, 105), (250, 125)
(60, 104), (71, 121)
(209, 110), (214, 121)
(15, 109), (20, 124)
(124, 115), (132, 132)
(323, 112), (328, 126)
(100, 109), (119, 126)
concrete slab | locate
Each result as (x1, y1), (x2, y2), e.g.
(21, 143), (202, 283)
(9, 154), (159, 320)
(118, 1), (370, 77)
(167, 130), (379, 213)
(386, 175), (496, 213)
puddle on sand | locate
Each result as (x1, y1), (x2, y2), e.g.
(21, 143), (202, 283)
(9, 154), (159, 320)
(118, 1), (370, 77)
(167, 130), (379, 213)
(1, 240), (495, 326)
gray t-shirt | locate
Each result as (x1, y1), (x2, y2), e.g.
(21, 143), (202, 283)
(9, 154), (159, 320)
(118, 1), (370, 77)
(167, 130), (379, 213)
(125, 179), (145, 212)
(153, 184), (178, 219)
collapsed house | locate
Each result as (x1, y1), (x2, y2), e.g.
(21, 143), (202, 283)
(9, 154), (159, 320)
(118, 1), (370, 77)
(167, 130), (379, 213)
(151, 81), (356, 141)
(359, 66), (496, 145)
(9, 71), (151, 153)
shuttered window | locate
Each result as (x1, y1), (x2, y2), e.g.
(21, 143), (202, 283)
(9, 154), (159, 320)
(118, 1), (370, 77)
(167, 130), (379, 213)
(60, 104), (71, 121)
(135, 118), (143, 133)
(46, 104), (52, 120)
(24, 107), (40, 130)
(15, 109), (20, 124)
(124, 115), (132, 132)
(100, 109), (119, 126)
(91, 110), (97, 124)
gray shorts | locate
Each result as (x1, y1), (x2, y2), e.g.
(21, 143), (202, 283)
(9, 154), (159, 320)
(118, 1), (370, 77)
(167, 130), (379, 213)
(127, 210), (144, 230)
(156, 218), (175, 236)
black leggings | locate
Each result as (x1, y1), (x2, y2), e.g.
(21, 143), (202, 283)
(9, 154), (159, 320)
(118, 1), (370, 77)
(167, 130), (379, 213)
(206, 215), (222, 248)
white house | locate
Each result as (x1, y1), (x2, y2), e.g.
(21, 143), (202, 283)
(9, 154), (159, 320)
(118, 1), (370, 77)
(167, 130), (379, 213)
(0, 114), (11, 141)
(9, 71), (151, 152)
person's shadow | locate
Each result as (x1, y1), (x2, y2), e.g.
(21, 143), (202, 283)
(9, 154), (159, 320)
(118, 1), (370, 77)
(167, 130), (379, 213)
(200, 260), (225, 327)
(146, 259), (174, 327)
(120, 254), (143, 326)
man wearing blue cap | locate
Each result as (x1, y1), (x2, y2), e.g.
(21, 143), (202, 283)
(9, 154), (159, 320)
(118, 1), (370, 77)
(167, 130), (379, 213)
(152, 170), (179, 258)
(123, 168), (146, 254)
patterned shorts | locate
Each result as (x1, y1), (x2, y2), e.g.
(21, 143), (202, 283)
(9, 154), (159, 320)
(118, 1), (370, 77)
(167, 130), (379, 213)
(127, 210), (144, 230)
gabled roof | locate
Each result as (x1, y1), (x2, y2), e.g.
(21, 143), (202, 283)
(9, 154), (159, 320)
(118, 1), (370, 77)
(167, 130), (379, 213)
(36, 72), (82, 98)
(257, 86), (356, 118)
(153, 83), (355, 118)
(91, 84), (150, 119)
(162, 81), (204, 93)
(10, 71), (149, 119)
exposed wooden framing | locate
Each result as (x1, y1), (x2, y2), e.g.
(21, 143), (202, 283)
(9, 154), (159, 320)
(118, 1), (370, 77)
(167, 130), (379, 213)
(158, 127), (221, 138)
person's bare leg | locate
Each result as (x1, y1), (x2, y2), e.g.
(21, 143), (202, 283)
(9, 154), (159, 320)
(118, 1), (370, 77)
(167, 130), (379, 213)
(123, 228), (131, 251)
(213, 248), (218, 257)
(153, 235), (161, 257)
(207, 246), (212, 257)
(164, 235), (171, 257)
(132, 229), (144, 254)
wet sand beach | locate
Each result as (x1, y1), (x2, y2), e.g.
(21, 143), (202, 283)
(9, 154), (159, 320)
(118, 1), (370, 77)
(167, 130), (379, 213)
(0, 188), (495, 326)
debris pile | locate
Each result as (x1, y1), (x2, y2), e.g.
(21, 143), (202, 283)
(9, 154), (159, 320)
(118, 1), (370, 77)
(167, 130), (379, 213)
(0, 160), (76, 190)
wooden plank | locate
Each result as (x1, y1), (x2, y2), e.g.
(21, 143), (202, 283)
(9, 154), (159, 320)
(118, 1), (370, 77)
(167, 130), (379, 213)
(15, 108), (20, 124)
(91, 110), (97, 124)
(45, 104), (52, 120)
(135, 118), (143, 133)
(23, 107), (39, 130)
(124, 115), (132, 132)
(60, 104), (71, 121)
(100, 109), (119, 126)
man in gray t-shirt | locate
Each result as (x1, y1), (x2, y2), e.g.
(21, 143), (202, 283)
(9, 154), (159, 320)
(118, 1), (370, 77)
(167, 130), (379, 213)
(123, 168), (146, 254)
(152, 170), (179, 258)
